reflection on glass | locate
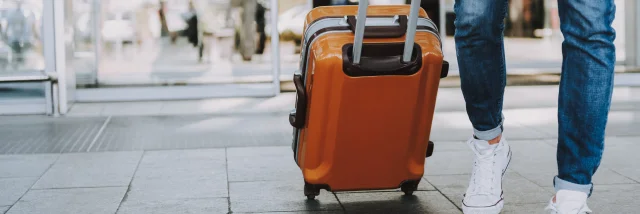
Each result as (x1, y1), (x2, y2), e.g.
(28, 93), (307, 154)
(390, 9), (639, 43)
(0, 0), (43, 72)
(74, 0), (98, 86)
(440, 0), (627, 71)
(94, 0), (302, 86)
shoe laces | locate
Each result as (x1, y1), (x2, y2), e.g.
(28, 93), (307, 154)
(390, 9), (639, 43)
(471, 153), (496, 194)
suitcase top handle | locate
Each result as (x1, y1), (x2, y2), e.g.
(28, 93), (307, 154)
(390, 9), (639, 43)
(346, 15), (408, 38)
(352, 0), (422, 64)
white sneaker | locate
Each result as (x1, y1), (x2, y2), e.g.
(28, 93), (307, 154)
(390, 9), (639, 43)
(545, 190), (592, 214)
(462, 137), (512, 214)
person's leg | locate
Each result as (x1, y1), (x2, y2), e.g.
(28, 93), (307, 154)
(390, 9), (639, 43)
(556, 0), (616, 195)
(455, 0), (508, 140)
(454, 0), (511, 213)
(546, 0), (616, 213)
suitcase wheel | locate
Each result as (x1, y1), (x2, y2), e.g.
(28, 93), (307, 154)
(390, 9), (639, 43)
(400, 180), (420, 196)
(304, 182), (320, 200)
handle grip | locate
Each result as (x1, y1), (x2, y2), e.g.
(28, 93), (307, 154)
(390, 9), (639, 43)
(346, 15), (408, 38)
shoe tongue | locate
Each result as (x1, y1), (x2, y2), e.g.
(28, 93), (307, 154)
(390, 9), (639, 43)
(557, 190), (588, 202)
(474, 140), (498, 156)
(557, 190), (588, 213)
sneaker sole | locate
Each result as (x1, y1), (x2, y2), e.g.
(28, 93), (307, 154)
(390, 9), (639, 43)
(462, 200), (504, 214)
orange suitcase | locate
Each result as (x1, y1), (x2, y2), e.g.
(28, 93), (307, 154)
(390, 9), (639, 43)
(288, 0), (448, 199)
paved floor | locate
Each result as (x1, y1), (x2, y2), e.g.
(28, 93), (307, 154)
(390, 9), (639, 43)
(1, 85), (639, 213)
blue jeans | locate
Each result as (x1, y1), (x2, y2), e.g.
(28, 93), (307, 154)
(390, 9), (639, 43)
(454, 0), (616, 196)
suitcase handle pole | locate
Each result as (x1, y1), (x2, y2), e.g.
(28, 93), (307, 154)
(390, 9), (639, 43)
(352, 0), (422, 64)
(352, 0), (369, 64)
(403, 0), (422, 62)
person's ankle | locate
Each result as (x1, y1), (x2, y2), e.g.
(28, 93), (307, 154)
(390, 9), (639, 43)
(488, 134), (502, 145)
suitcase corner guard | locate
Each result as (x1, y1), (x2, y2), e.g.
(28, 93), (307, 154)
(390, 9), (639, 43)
(289, 74), (307, 128)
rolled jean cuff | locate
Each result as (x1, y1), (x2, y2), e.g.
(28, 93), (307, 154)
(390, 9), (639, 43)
(473, 114), (504, 141)
(473, 125), (503, 141)
(554, 176), (593, 197)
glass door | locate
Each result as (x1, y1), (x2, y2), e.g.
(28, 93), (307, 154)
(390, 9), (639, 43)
(92, 0), (288, 87)
(437, 0), (628, 74)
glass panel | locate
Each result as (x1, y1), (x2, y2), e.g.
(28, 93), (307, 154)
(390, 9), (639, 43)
(441, 0), (627, 72)
(73, 0), (97, 86)
(94, 0), (295, 87)
(0, 0), (46, 107)
(612, 0), (626, 63)
(0, 0), (44, 72)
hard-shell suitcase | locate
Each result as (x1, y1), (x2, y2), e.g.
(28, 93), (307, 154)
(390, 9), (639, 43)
(288, 0), (448, 199)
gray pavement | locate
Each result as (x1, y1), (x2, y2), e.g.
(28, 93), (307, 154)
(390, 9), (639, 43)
(1, 85), (639, 213)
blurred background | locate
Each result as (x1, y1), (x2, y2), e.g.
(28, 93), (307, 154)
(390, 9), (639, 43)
(0, 1), (638, 213)
(0, 0), (637, 115)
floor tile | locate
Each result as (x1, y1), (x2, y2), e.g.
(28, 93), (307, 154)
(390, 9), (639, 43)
(0, 154), (58, 178)
(0, 177), (38, 206)
(424, 150), (474, 176)
(601, 137), (640, 170)
(418, 178), (437, 191)
(507, 140), (637, 186)
(92, 115), (291, 151)
(429, 141), (467, 152)
(160, 98), (259, 115)
(608, 167), (640, 184)
(336, 191), (461, 214)
(7, 187), (126, 214)
(517, 109), (640, 138)
(32, 151), (142, 189)
(101, 102), (164, 116)
(1, 206), (9, 213)
(502, 203), (548, 214)
(226, 146), (292, 158)
(125, 149), (228, 201)
(592, 168), (639, 185)
(0, 117), (108, 154)
(117, 198), (228, 214)
(430, 111), (552, 142)
(588, 184), (640, 214)
(426, 172), (551, 207)
(67, 103), (104, 116)
(605, 111), (640, 137)
(229, 181), (342, 213)
(227, 147), (301, 182)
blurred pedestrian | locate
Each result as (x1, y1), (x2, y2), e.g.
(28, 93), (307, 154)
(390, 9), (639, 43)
(230, 0), (257, 61)
(254, 1), (267, 55)
(4, 1), (33, 62)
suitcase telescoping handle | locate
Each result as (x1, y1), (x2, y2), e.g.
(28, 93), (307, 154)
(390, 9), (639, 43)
(352, 0), (422, 64)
